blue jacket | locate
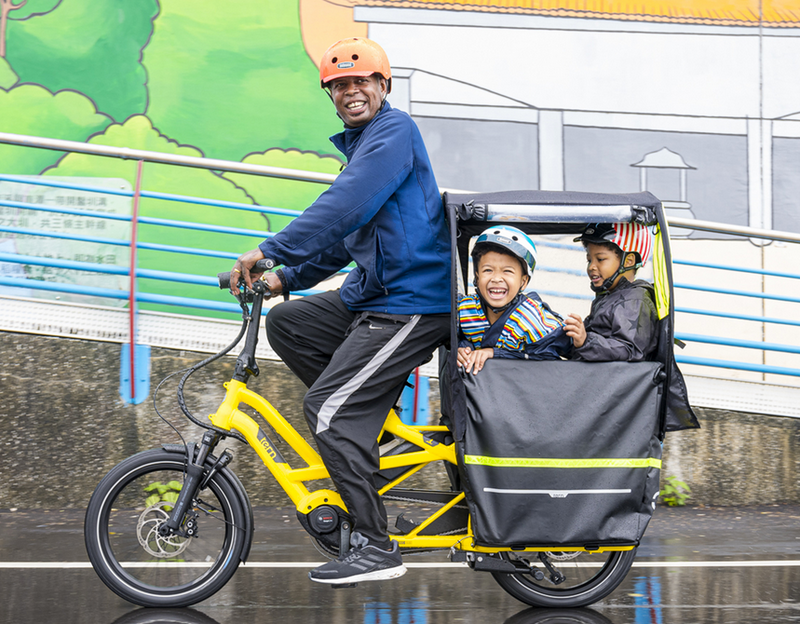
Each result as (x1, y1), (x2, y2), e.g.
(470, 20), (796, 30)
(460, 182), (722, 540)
(258, 102), (451, 314)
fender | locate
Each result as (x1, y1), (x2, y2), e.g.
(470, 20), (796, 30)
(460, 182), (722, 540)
(162, 444), (254, 563)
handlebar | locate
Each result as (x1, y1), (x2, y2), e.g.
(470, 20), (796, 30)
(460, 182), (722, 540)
(175, 259), (275, 441)
(217, 258), (275, 290)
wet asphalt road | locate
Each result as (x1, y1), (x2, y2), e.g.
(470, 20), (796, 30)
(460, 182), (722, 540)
(2, 504), (799, 624)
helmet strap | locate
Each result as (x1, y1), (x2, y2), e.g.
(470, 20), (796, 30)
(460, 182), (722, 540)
(591, 253), (640, 294)
(474, 281), (526, 315)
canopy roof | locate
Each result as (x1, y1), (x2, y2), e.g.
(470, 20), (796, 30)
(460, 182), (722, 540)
(444, 189), (662, 237)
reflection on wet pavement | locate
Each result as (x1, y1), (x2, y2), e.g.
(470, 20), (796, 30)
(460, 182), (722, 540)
(4, 562), (800, 623)
(2, 505), (800, 624)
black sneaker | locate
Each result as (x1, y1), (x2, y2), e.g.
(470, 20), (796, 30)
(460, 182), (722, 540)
(308, 541), (407, 584)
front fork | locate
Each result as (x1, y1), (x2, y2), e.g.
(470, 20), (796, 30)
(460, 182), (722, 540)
(159, 430), (227, 537)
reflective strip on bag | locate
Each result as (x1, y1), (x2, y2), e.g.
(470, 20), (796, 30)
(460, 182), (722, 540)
(463, 456), (662, 469)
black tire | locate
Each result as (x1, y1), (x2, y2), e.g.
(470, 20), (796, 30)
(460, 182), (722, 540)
(85, 449), (247, 607)
(492, 548), (637, 608)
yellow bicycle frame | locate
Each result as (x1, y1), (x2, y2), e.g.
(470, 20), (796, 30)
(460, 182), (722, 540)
(209, 378), (633, 554)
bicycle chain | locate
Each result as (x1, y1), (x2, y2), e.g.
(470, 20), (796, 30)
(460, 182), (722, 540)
(382, 492), (469, 509)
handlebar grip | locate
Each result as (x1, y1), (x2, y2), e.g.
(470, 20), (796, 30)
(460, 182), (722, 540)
(217, 258), (276, 289)
(217, 271), (233, 290)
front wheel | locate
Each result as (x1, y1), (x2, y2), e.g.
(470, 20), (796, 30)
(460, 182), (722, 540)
(84, 449), (248, 607)
(492, 548), (637, 608)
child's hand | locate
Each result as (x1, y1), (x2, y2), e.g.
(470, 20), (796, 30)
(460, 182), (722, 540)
(457, 346), (473, 369)
(564, 313), (586, 348)
(463, 348), (493, 375)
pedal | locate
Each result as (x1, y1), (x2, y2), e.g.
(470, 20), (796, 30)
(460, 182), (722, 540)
(539, 553), (566, 584)
(339, 520), (352, 555)
(395, 513), (419, 534)
(331, 583), (358, 589)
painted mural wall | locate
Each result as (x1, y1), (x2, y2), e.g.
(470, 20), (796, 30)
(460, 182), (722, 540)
(0, 0), (352, 311)
(1, 1), (798, 350)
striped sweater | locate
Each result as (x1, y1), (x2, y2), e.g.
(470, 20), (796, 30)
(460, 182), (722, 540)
(458, 292), (565, 355)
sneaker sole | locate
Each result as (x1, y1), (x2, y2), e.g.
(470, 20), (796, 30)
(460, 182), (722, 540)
(309, 564), (407, 584)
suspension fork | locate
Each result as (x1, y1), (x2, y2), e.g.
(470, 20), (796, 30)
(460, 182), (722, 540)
(160, 430), (220, 535)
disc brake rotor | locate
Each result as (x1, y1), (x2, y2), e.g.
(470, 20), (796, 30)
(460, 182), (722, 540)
(136, 501), (191, 558)
(544, 551), (582, 561)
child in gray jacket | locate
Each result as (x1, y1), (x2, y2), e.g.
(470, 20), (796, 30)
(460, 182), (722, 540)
(564, 222), (658, 362)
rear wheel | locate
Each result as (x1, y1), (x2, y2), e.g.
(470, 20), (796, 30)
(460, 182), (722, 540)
(85, 449), (247, 607)
(492, 548), (637, 608)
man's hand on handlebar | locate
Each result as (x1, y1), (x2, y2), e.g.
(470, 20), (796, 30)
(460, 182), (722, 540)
(229, 249), (283, 297)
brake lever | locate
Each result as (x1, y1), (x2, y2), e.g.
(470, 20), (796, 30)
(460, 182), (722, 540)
(233, 276), (273, 305)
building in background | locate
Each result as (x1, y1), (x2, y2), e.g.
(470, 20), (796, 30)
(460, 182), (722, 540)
(300, 0), (800, 235)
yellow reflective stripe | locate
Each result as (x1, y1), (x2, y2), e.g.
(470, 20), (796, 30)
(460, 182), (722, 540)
(652, 222), (671, 320)
(464, 456), (662, 469)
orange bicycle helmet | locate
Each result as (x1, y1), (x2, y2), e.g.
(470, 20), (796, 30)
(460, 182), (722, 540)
(319, 38), (392, 93)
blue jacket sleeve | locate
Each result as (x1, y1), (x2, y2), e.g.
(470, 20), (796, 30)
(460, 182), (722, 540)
(280, 240), (352, 292)
(258, 113), (414, 269)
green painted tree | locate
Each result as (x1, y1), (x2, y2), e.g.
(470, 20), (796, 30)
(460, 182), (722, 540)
(1, 0), (55, 59)
(145, 0), (341, 162)
(0, 83), (111, 174)
(0, 55), (17, 88)
(43, 116), (269, 316)
(5, 0), (157, 121)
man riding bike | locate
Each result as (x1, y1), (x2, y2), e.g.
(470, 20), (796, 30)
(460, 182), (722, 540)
(230, 37), (450, 584)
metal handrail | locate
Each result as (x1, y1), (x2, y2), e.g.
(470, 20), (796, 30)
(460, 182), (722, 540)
(674, 282), (800, 304)
(674, 259), (800, 280)
(0, 133), (337, 185)
(676, 306), (800, 328)
(3, 131), (799, 241)
(675, 332), (800, 355)
(0, 173), (303, 218)
(668, 216), (800, 244)
(2, 131), (799, 381)
(676, 355), (800, 377)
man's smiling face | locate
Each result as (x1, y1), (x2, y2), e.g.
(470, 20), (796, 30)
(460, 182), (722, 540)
(329, 75), (387, 127)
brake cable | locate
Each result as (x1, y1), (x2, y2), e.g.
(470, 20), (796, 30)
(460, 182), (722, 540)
(176, 297), (251, 444)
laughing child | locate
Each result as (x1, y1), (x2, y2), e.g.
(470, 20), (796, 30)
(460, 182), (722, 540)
(457, 225), (570, 374)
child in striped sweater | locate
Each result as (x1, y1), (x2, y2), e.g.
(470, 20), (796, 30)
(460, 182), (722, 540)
(457, 226), (571, 374)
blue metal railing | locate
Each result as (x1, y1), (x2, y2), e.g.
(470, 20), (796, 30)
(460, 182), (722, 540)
(531, 239), (800, 378)
(0, 174), (329, 313)
(1, 149), (799, 381)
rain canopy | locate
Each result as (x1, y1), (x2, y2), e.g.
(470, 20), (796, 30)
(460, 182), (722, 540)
(442, 190), (699, 547)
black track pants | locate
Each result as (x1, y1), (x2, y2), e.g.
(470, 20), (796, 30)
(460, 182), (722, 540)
(265, 290), (450, 547)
